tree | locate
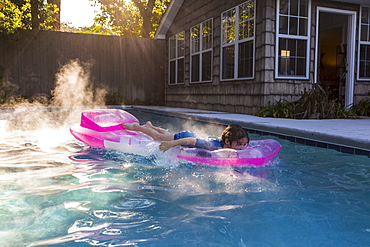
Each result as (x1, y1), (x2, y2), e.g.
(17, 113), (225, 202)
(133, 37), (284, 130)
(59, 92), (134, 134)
(30, 0), (60, 30)
(0, 0), (25, 33)
(0, 0), (59, 34)
(91, 0), (170, 38)
(47, 0), (60, 30)
(30, 0), (38, 29)
(131, 0), (154, 38)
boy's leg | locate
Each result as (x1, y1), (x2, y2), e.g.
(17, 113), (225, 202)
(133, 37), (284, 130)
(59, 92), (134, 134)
(123, 122), (173, 141)
(143, 121), (170, 135)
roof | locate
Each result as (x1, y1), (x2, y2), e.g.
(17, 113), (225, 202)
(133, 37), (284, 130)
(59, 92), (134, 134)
(155, 0), (184, 39)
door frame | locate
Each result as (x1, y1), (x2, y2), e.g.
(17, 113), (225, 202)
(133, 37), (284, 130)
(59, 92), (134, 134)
(314, 7), (357, 107)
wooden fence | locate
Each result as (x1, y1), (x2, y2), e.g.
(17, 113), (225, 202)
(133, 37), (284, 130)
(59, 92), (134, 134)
(0, 30), (166, 105)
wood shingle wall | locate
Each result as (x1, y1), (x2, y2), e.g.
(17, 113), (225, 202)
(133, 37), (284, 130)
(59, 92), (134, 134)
(164, 0), (370, 114)
(164, 0), (311, 114)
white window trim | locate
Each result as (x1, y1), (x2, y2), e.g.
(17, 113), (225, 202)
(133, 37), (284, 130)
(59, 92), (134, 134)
(357, 6), (370, 81)
(220, 1), (255, 81)
(275, 0), (311, 79)
(314, 6), (356, 108)
(190, 18), (213, 83)
(168, 31), (185, 85)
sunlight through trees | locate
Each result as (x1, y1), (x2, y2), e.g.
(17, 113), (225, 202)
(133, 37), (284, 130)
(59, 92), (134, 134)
(90, 0), (171, 38)
(1, 0), (170, 37)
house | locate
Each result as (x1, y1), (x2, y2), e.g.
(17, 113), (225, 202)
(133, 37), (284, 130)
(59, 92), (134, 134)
(155, 0), (370, 114)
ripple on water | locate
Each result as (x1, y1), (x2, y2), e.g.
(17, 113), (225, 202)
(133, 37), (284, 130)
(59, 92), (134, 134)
(2, 111), (370, 247)
(114, 198), (156, 210)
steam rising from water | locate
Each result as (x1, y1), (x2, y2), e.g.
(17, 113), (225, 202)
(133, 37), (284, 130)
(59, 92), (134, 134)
(5, 59), (106, 131)
(52, 60), (106, 108)
(1, 59), (108, 174)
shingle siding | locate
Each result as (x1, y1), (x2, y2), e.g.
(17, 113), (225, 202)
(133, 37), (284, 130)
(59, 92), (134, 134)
(164, 0), (370, 114)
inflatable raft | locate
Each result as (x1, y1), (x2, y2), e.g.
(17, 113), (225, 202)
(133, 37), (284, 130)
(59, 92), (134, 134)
(70, 109), (282, 167)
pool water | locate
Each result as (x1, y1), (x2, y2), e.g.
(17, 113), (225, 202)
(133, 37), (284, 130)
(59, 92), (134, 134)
(1, 108), (370, 247)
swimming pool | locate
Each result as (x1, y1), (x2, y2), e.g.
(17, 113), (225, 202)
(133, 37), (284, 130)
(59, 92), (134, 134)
(1, 108), (370, 246)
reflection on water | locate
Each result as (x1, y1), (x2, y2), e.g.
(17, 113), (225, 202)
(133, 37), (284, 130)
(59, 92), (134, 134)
(1, 109), (370, 247)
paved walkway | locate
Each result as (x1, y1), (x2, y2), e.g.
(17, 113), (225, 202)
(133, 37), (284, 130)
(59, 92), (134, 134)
(133, 106), (370, 154)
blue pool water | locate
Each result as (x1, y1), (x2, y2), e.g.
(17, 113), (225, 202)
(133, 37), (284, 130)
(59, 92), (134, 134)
(1, 108), (370, 247)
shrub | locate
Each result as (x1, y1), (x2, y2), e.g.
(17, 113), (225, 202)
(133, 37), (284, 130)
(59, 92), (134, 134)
(105, 90), (124, 105)
(0, 66), (20, 105)
(258, 84), (357, 119)
(351, 97), (370, 116)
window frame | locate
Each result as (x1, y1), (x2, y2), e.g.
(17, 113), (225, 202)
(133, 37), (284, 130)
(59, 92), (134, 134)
(190, 18), (213, 83)
(275, 0), (311, 79)
(168, 31), (185, 85)
(220, 0), (255, 81)
(358, 6), (370, 81)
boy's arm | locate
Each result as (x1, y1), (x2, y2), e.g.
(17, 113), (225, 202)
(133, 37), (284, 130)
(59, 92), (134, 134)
(159, 137), (196, 152)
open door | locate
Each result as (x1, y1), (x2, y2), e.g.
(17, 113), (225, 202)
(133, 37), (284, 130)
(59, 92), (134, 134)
(315, 7), (356, 107)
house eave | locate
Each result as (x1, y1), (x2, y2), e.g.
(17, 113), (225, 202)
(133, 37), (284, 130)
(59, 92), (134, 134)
(155, 0), (184, 39)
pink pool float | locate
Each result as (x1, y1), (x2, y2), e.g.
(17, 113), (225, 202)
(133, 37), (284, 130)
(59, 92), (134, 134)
(70, 109), (282, 167)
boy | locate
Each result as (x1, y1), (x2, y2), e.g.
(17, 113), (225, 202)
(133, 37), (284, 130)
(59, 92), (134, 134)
(122, 122), (249, 152)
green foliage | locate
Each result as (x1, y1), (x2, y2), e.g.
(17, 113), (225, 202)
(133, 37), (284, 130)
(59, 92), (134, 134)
(91, 0), (141, 37)
(0, 66), (4, 83)
(0, 0), (25, 33)
(91, 0), (170, 38)
(0, 81), (19, 105)
(0, 66), (52, 106)
(0, 0), (59, 34)
(259, 99), (296, 118)
(60, 23), (111, 35)
(0, 66), (22, 105)
(148, 0), (172, 38)
(38, 1), (59, 30)
(351, 97), (370, 116)
(77, 25), (114, 35)
(105, 90), (124, 105)
(258, 85), (358, 119)
(133, 97), (145, 105)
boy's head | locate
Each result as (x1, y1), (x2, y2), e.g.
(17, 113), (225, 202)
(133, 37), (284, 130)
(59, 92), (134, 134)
(221, 124), (249, 150)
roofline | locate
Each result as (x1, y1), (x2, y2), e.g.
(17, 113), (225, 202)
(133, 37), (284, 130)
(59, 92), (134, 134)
(155, 0), (184, 39)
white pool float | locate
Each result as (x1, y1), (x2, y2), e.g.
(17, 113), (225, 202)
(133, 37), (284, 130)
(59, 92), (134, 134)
(70, 109), (282, 167)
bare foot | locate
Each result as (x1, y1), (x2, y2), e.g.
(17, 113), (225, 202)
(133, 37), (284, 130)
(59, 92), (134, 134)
(143, 121), (170, 135)
(143, 121), (153, 128)
(122, 123), (139, 130)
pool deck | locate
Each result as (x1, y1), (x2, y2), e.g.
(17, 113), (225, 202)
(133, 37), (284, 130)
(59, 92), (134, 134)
(132, 106), (370, 157)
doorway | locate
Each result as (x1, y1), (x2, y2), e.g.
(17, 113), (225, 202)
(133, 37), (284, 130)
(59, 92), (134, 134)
(315, 7), (356, 107)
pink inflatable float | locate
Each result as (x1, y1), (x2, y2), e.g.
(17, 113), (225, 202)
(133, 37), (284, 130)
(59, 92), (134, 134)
(70, 109), (282, 167)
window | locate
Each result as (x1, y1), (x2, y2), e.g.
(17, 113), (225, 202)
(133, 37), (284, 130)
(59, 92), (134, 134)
(169, 31), (185, 84)
(221, 1), (255, 80)
(358, 6), (370, 80)
(191, 19), (213, 83)
(276, 0), (310, 78)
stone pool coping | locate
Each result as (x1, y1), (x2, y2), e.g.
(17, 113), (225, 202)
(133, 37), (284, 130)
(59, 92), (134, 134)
(128, 106), (370, 158)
